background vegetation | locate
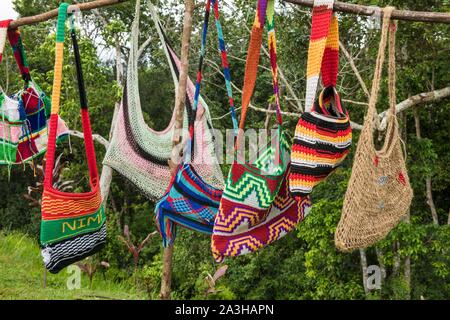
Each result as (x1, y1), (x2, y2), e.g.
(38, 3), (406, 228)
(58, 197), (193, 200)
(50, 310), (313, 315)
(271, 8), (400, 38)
(0, 0), (449, 299)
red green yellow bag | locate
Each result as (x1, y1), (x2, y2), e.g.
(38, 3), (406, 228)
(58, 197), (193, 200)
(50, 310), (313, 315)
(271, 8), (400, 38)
(40, 3), (105, 274)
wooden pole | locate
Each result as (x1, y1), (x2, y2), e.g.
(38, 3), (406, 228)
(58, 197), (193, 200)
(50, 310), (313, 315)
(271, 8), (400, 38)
(160, 0), (195, 301)
(9, 0), (130, 29)
(284, 0), (450, 24)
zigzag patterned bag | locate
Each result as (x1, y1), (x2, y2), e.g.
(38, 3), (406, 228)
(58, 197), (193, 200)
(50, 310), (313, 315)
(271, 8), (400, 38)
(0, 20), (68, 166)
(212, 0), (311, 263)
(289, 0), (352, 198)
(154, 0), (235, 246)
(40, 4), (106, 273)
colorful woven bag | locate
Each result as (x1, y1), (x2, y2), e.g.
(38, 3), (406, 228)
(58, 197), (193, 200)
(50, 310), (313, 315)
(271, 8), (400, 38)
(40, 4), (106, 273)
(102, 0), (224, 202)
(155, 0), (236, 246)
(0, 20), (68, 166)
(335, 8), (413, 251)
(211, 0), (311, 263)
(289, 0), (352, 198)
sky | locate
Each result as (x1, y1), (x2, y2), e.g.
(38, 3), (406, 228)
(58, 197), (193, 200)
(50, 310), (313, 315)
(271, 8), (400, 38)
(0, 0), (18, 20)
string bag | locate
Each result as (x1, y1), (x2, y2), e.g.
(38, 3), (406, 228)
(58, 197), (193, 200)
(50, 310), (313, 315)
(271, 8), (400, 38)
(102, 0), (224, 202)
(335, 7), (413, 251)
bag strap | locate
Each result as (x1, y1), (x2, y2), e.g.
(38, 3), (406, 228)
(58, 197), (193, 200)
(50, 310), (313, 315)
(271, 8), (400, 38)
(238, 0), (281, 132)
(0, 20), (31, 84)
(185, 0), (237, 160)
(304, 0), (339, 112)
(366, 7), (395, 126)
(387, 20), (397, 120)
(44, 3), (99, 190)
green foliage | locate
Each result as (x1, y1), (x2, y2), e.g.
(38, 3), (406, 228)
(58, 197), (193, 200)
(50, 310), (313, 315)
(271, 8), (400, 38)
(0, 0), (448, 300)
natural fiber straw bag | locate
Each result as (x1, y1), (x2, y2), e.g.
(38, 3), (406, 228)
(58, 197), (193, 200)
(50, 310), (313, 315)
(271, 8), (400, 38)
(289, 0), (352, 198)
(154, 0), (235, 247)
(212, 0), (311, 263)
(40, 4), (106, 273)
(335, 7), (413, 251)
(0, 20), (68, 166)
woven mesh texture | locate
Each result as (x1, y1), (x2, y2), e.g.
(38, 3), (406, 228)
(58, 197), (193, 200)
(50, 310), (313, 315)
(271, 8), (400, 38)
(103, 1), (224, 201)
(335, 8), (413, 251)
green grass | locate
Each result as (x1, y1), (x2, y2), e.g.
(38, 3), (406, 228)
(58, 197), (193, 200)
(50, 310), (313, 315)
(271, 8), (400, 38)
(0, 232), (146, 300)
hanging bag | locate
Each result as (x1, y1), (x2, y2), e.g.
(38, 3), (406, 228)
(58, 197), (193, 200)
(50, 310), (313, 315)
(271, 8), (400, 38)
(154, 0), (237, 246)
(102, 0), (224, 202)
(40, 4), (106, 273)
(0, 20), (68, 166)
(335, 7), (413, 251)
(289, 0), (352, 198)
(211, 0), (311, 263)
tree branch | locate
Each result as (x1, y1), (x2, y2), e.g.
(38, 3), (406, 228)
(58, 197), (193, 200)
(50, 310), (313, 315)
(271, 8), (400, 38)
(339, 41), (370, 99)
(69, 130), (110, 149)
(283, 0), (450, 24)
(10, 0), (130, 29)
(379, 86), (450, 130)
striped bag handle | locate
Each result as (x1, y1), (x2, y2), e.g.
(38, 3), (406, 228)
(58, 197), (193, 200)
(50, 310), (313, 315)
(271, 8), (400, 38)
(0, 20), (31, 84)
(237, 0), (282, 141)
(44, 3), (99, 190)
(185, 0), (237, 160)
(304, 0), (340, 112)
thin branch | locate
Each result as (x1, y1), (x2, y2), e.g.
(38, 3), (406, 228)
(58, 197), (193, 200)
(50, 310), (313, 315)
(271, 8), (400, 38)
(283, 0), (450, 24)
(339, 41), (370, 99)
(138, 37), (153, 58)
(69, 130), (110, 149)
(342, 99), (368, 106)
(379, 86), (450, 130)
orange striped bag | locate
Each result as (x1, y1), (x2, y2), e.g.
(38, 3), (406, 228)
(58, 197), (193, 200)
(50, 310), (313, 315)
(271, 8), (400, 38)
(289, 0), (352, 198)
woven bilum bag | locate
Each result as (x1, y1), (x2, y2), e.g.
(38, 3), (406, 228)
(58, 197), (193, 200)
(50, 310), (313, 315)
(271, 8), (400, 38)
(155, 0), (237, 246)
(289, 0), (352, 198)
(335, 7), (413, 251)
(40, 4), (106, 273)
(103, 0), (224, 202)
(0, 20), (68, 166)
(211, 0), (312, 263)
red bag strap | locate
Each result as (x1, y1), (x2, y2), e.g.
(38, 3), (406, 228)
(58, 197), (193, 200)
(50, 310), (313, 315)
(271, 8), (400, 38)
(44, 4), (99, 191)
(0, 20), (32, 84)
(304, 0), (339, 112)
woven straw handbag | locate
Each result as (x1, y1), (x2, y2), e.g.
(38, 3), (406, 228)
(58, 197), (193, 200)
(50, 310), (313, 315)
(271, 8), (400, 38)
(102, 0), (224, 202)
(40, 4), (106, 273)
(335, 7), (413, 251)
(154, 0), (235, 247)
(211, 0), (312, 263)
(0, 20), (68, 166)
(289, 0), (352, 198)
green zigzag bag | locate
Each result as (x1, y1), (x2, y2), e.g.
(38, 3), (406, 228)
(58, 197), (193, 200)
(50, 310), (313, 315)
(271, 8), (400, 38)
(212, 0), (311, 262)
